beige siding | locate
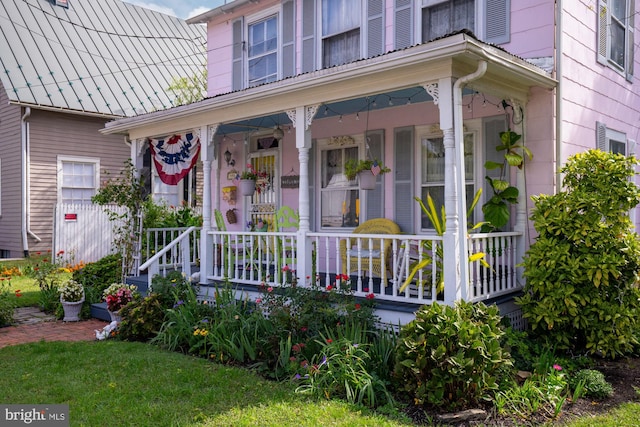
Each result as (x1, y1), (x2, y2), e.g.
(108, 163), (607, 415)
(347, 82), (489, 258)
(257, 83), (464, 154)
(28, 109), (130, 254)
(0, 82), (25, 257)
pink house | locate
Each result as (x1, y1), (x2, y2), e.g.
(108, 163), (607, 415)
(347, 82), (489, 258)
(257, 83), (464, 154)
(104, 0), (638, 324)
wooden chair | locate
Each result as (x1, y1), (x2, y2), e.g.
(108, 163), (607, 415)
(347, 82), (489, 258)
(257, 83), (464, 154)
(339, 218), (401, 281)
(214, 209), (242, 277)
(274, 206), (299, 271)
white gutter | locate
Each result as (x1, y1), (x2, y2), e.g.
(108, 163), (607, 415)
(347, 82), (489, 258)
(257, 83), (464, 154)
(555, 0), (563, 193)
(453, 60), (487, 298)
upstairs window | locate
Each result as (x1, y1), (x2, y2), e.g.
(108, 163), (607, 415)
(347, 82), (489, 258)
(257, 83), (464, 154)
(322, 0), (361, 67)
(597, 121), (627, 155)
(248, 15), (278, 86)
(598, 0), (635, 80)
(422, 0), (475, 41)
(58, 157), (99, 204)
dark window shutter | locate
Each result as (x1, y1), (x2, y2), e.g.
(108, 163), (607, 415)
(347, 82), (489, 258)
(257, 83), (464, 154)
(394, 127), (413, 233)
(365, 130), (385, 220)
(282, 0), (296, 78)
(484, 0), (510, 44)
(232, 17), (244, 91)
(597, 0), (608, 65)
(302, 0), (316, 73)
(596, 121), (607, 151)
(394, 0), (413, 49)
(367, 0), (384, 57)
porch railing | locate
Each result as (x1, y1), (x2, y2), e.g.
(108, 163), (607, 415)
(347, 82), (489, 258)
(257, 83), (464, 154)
(205, 229), (523, 305)
(138, 226), (201, 288)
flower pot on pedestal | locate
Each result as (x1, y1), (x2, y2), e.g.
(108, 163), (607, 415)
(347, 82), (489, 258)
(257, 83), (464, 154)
(357, 171), (377, 190)
(60, 296), (84, 322)
(238, 179), (256, 196)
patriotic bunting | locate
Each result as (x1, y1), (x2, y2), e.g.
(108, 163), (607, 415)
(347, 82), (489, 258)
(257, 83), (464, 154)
(149, 132), (201, 185)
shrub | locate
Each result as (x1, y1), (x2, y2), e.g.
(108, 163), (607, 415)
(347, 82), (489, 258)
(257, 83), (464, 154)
(0, 279), (16, 326)
(570, 369), (613, 400)
(72, 253), (122, 303)
(118, 294), (167, 342)
(518, 150), (640, 358)
(394, 301), (512, 410)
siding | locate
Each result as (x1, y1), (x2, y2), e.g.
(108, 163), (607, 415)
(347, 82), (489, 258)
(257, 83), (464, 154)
(0, 82), (25, 258)
(27, 109), (130, 254)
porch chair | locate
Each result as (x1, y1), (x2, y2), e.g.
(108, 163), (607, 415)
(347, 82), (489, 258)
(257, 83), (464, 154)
(214, 209), (243, 276)
(274, 206), (299, 271)
(339, 218), (401, 283)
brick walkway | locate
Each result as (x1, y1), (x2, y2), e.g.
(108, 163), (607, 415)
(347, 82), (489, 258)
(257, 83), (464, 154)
(0, 307), (108, 349)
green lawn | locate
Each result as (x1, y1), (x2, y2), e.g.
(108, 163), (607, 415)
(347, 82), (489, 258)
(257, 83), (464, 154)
(0, 341), (413, 427)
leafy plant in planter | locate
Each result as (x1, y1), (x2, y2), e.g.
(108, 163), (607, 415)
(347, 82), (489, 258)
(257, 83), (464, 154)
(343, 159), (390, 181)
(517, 149), (640, 358)
(482, 130), (531, 231)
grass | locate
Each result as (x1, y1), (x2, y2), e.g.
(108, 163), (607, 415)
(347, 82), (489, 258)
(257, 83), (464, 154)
(0, 341), (413, 426)
(1, 258), (72, 308)
(562, 403), (640, 427)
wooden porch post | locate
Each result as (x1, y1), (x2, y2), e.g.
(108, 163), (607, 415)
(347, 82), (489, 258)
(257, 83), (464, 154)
(426, 79), (463, 304)
(199, 124), (217, 285)
(288, 105), (319, 285)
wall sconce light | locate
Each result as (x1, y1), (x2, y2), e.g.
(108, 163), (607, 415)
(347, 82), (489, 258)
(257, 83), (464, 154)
(224, 147), (235, 167)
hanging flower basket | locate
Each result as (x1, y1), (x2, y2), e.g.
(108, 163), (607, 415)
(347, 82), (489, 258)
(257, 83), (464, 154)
(238, 179), (256, 196)
(357, 170), (377, 190)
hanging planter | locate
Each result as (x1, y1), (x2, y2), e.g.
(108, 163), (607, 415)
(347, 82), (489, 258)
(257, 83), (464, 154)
(357, 170), (377, 190)
(344, 159), (390, 191)
(238, 179), (256, 196)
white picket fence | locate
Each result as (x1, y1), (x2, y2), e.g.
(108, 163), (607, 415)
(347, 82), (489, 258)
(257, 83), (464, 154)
(53, 203), (127, 264)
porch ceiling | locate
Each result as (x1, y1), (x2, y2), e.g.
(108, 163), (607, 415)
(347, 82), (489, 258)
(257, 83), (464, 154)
(102, 33), (556, 141)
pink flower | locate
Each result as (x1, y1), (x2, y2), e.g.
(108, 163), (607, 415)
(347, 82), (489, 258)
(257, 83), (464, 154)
(553, 364), (563, 371)
(255, 298), (262, 304)
(267, 287), (273, 293)
(282, 265), (290, 272)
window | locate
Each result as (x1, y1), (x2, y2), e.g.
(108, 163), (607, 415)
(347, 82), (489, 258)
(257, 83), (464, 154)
(320, 142), (360, 228)
(597, 121), (627, 154)
(598, 0), (635, 79)
(420, 133), (475, 230)
(58, 157), (99, 204)
(421, 0), (475, 41)
(322, 0), (361, 67)
(248, 15), (278, 86)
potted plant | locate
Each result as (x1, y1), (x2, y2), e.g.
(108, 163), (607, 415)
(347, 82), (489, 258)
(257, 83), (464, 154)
(237, 164), (267, 196)
(59, 279), (84, 322)
(103, 283), (138, 322)
(344, 159), (390, 190)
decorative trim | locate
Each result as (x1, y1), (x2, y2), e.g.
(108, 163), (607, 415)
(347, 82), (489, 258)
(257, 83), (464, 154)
(423, 82), (439, 105)
(135, 139), (147, 157)
(207, 124), (219, 147)
(328, 135), (355, 146)
(509, 99), (523, 124)
(305, 105), (319, 129)
(285, 109), (297, 128)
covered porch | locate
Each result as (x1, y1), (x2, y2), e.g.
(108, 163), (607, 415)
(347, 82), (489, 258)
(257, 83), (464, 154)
(104, 33), (556, 323)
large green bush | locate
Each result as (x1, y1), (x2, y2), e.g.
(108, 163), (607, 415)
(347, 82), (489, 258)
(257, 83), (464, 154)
(72, 253), (122, 300)
(393, 301), (512, 410)
(517, 150), (640, 358)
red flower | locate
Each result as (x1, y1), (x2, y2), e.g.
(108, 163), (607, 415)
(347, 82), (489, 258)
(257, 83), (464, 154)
(300, 326), (308, 332)
(354, 303), (361, 311)
(326, 285), (333, 291)
(57, 250), (65, 255)
(326, 339), (333, 344)
(14, 290), (22, 298)
(365, 293), (375, 300)
(363, 287), (369, 292)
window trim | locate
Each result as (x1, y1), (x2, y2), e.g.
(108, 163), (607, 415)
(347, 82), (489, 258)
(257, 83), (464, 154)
(57, 155), (100, 204)
(597, 121), (627, 154)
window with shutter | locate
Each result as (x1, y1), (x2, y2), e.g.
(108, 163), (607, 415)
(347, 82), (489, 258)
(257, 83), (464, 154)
(596, 121), (627, 154)
(597, 0), (635, 80)
(322, 0), (362, 67)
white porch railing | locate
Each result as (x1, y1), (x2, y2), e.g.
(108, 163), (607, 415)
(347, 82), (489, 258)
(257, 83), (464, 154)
(138, 226), (200, 289)
(204, 229), (523, 305)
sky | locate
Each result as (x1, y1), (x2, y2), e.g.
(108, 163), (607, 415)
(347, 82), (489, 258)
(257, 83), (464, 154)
(123, 0), (227, 19)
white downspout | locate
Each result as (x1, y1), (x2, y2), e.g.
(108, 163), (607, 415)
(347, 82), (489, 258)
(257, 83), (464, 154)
(21, 107), (42, 258)
(453, 60), (487, 299)
(555, 0), (563, 193)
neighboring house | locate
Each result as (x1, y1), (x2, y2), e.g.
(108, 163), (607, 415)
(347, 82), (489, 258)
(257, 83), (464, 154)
(0, 0), (206, 258)
(104, 0), (639, 324)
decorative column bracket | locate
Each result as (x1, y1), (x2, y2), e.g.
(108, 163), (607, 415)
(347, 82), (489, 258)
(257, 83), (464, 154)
(422, 82), (439, 105)
(286, 104), (319, 130)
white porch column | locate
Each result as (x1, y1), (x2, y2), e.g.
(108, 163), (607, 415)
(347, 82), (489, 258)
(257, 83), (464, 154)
(425, 80), (462, 304)
(199, 124), (218, 284)
(131, 138), (146, 179)
(287, 105), (319, 285)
